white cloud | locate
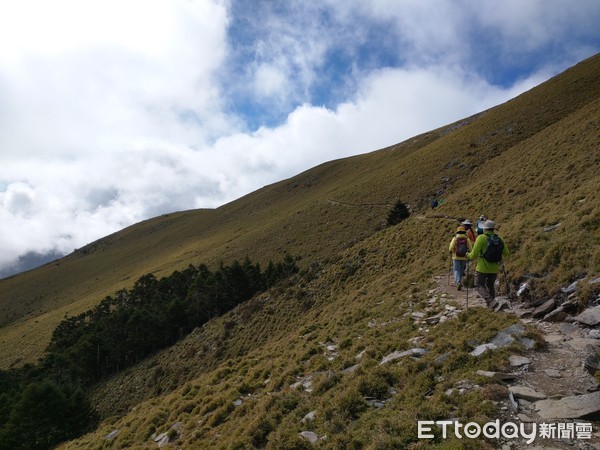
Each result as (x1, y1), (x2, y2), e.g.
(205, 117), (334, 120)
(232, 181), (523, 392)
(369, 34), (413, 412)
(0, 0), (598, 273)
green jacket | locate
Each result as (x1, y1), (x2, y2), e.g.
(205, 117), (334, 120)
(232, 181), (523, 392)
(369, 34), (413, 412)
(467, 231), (509, 273)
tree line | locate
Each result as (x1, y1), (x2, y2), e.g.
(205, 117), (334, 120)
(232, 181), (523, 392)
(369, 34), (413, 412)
(0, 255), (298, 450)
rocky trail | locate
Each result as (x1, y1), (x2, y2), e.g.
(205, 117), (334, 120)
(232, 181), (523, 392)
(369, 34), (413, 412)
(435, 274), (600, 449)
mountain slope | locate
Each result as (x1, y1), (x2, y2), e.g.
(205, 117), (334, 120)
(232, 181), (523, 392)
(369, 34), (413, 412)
(0, 54), (599, 376)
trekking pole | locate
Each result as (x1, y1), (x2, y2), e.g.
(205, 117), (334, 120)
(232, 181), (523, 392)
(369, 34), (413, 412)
(447, 253), (452, 286)
(465, 262), (469, 309)
(501, 262), (513, 300)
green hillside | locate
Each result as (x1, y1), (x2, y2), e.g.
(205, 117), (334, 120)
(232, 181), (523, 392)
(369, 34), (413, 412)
(0, 54), (599, 449)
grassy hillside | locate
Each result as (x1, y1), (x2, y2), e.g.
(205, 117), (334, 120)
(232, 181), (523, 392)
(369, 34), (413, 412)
(0, 55), (598, 371)
(0, 53), (597, 449)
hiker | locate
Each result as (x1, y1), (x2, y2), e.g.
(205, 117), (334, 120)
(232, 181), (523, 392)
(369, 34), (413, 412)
(467, 220), (509, 308)
(476, 215), (487, 235)
(430, 198), (438, 209)
(462, 219), (476, 243)
(449, 226), (473, 290)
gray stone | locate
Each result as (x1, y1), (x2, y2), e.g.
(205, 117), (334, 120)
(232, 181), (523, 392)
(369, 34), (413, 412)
(300, 431), (319, 444)
(518, 413), (533, 422)
(589, 329), (600, 339)
(561, 280), (579, 295)
(543, 307), (568, 322)
(379, 348), (427, 365)
(534, 391), (600, 419)
(105, 430), (120, 440)
(565, 338), (600, 352)
(519, 338), (536, 350)
(559, 322), (581, 337)
(509, 386), (547, 401)
(509, 355), (531, 366)
(574, 306), (600, 326)
(543, 223), (561, 232)
(508, 391), (519, 412)
(470, 343), (497, 357)
(342, 364), (360, 374)
(155, 433), (169, 448)
(233, 399), (243, 407)
(544, 369), (562, 378)
(533, 298), (557, 318)
(476, 370), (517, 380)
(301, 411), (317, 424)
(490, 324), (526, 348)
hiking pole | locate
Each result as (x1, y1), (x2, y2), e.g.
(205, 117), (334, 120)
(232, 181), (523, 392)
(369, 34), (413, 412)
(501, 262), (513, 300)
(447, 253), (452, 286)
(465, 262), (469, 309)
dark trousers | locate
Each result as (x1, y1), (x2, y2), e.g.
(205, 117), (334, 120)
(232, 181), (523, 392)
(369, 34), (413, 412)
(475, 271), (497, 305)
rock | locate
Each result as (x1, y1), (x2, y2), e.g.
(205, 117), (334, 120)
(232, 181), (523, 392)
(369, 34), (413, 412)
(155, 433), (169, 448)
(533, 298), (557, 318)
(561, 280), (579, 295)
(519, 338), (536, 350)
(299, 431), (319, 444)
(514, 309), (533, 319)
(490, 324), (526, 348)
(517, 282), (528, 296)
(544, 369), (562, 378)
(342, 364), (360, 374)
(543, 307), (568, 322)
(301, 411), (317, 424)
(435, 353), (451, 364)
(355, 349), (366, 360)
(589, 329), (600, 339)
(574, 306), (600, 326)
(508, 391), (519, 412)
(476, 370), (517, 381)
(543, 223), (561, 232)
(559, 322), (580, 337)
(518, 413), (533, 422)
(233, 399), (243, 407)
(412, 312), (426, 319)
(565, 338), (600, 352)
(105, 430), (120, 440)
(509, 355), (531, 366)
(584, 351), (600, 372)
(366, 398), (385, 408)
(534, 391), (600, 419)
(470, 343), (497, 357)
(509, 386), (547, 401)
(379, 348), (427, 365)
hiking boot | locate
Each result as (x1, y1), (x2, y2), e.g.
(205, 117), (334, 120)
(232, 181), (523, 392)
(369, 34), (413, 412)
(457, 284), (462, 291)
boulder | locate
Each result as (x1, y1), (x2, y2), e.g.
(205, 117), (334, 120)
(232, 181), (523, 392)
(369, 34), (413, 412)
(300, 431), (319, 444)
(509, 386), (547, 401)
(301, 411), (317, 424)
(533, 298), (557, 318)
(476, 370), (516, 381)
(574, 306), (600, 326)
(535, 391), (600, 419)
(490, 323), (525, 348)
(379, 348), (427, 365)
(509, 355), (531, 366)
(543, 307), (568, 322)
(470, 343), (497, 357)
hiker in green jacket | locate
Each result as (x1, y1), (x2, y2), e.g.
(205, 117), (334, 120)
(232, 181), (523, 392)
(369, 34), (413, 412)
(467, 220), (509, 308)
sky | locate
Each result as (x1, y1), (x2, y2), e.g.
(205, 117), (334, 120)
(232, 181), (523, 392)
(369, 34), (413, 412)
(0, 0), (599, 277)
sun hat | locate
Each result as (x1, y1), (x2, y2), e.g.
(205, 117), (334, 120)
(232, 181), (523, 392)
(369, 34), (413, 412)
(456, 226), (466, 233)
(462, 220), (472, 226)
(482, 220), (496, 230)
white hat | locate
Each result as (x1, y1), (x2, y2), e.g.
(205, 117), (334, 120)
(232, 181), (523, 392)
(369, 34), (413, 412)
(482, 220), (496, 230)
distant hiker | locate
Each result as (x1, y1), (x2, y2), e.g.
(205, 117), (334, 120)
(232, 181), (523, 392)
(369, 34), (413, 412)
(430, 198), (438, 209)
(461, 219), (476, 243)
(449, 226), (473, 290)
(476, 215), (487, 235)
(467, 220), (509, 308)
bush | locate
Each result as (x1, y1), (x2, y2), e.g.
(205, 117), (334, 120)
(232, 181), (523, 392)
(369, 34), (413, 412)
(387, 201), (411, 226)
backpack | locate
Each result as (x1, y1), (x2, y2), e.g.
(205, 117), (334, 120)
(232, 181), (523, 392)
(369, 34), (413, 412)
(455, 236), (468, 257)
(483, 235), (504, 262)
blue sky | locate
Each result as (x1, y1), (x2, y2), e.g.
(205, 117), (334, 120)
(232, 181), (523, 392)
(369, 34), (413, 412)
(0, 0), (599, 275)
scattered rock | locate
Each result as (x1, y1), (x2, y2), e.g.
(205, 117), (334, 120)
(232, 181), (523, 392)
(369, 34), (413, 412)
(490, 323), (525, 348)
(155, 433), (169, 448)
(365, 398), (385, 409)
(379, 348), (427, 365)
(233, 399), (243, 407)
(517, 282), (528, 297)
(561, 280), (579, 295)
(584, 351), (600, 372)
(299, 431), (319, 444)
(518, 413), (533, 422)
(509, 355), (531, 366)
(544, 369), (562, 378)
(574, 306), (600, 326)
(532, 298), (557, 318)
(470, 343), (497, 357)
(342, 364), (360, 375)
(565, 338), (600, 352)
(301, 411), (316, 424)
(543, 307), (568, 322)
(520, 338), (536, 350)
(105, 430), (120, 440)
(476, 370), (517, 381)
(509, 386), (547, 401)
(543, 223), (561, 232)
(589, 329), (600, 339)
(534, 391), (600, 419)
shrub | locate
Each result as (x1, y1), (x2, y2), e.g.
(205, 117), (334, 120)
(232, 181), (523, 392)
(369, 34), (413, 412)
(387, 201), (411, 226)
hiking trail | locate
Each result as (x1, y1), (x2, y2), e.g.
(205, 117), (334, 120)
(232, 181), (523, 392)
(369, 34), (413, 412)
(434, 274), (600, 450)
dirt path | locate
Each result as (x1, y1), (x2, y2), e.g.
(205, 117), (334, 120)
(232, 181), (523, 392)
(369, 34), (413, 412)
(434, 275), (600, 449)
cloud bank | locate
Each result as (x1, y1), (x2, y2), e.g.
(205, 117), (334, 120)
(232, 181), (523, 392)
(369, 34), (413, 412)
(0, 0), (598, 275)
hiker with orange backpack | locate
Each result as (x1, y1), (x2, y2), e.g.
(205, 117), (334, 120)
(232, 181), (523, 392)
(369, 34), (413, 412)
(461, 219), (476, 243)
(449, 226), (473, 290)
(467, 220), (510, 309)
